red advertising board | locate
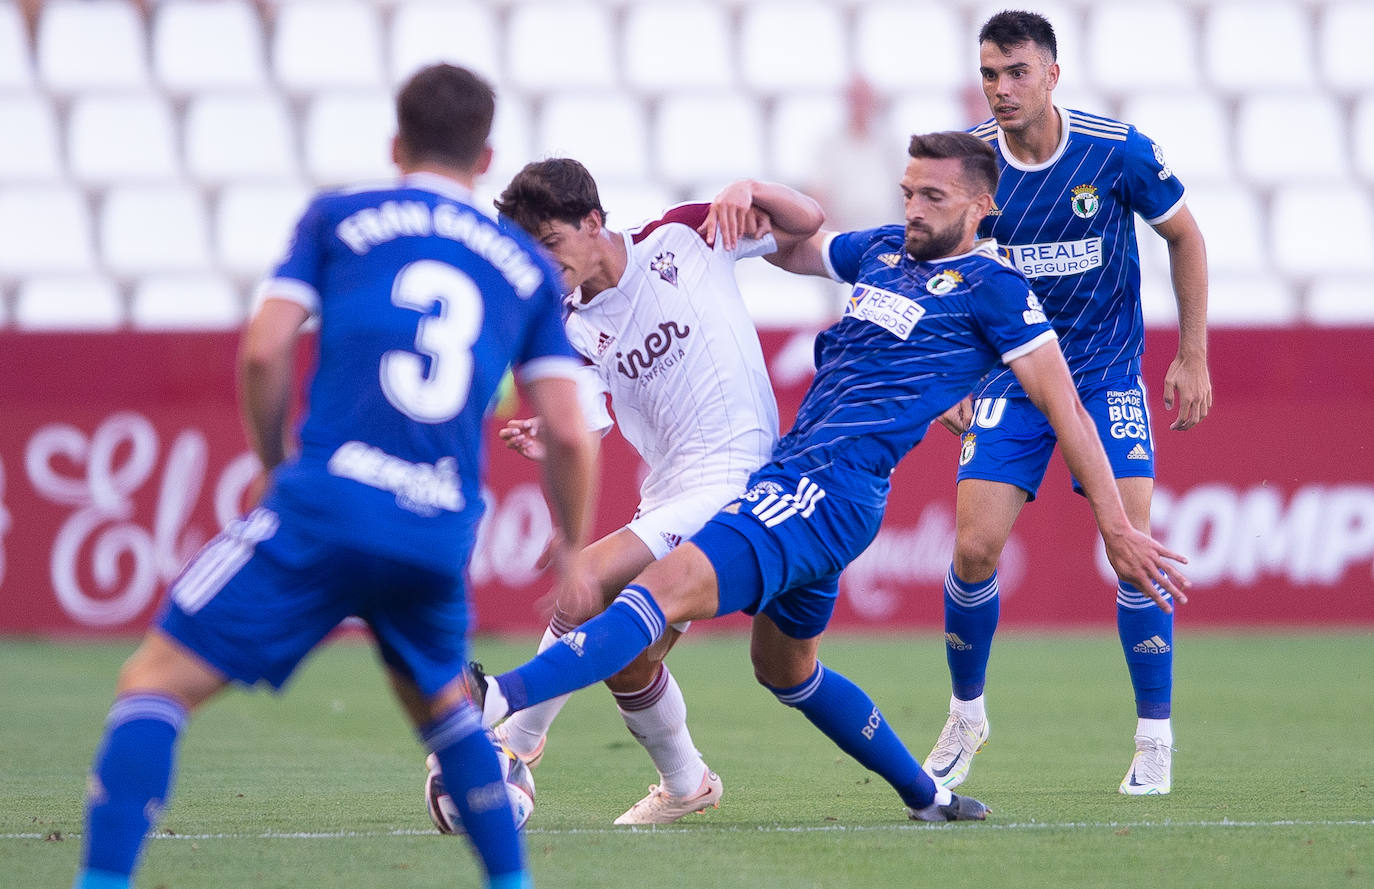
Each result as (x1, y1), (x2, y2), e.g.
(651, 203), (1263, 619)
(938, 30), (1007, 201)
(1, 328), (1371, 635)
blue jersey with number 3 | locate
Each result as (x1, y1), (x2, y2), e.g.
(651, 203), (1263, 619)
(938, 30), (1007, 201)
(970, 108), (1186, 398)
(258, 173), (577, 574)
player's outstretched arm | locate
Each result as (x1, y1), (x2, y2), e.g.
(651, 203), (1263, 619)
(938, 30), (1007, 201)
(237, 296), (311, 474)
(700, 179), (824, 252)
(1009, 341), (1190, 611)
(1153, 206), (1212, 431)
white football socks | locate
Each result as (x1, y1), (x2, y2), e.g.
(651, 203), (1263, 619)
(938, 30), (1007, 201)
(615, 666), (708, 799)
(1137, 717), (1173, 746)
(498, 627), (573, 758)
(951, 693), (987, 724)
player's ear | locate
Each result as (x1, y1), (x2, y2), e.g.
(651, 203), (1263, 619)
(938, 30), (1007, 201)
(390, 135), (404, 168)
(473, 144), (493, 177)
(581, 209), (603, 236)
(972, 191), (995, 221)
(1046, 61), (1060, 91)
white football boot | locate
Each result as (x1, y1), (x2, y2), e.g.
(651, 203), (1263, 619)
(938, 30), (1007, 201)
(1119, 734), (1172, 795)
(613, 768), (723, 825)
(923, 712), (990, 789)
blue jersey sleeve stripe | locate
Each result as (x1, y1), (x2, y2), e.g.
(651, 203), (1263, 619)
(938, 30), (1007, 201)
(1142, 192), (1187, 227)
(252, 277), (319, 315)
(1000, 329), (1059, 365)
(820, 231), (846, 282)
(515, 355), (584, 384)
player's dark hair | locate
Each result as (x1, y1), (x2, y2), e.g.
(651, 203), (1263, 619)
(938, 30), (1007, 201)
(979, 10), (1058, 61)
(495, 158), (608, 235)
(395, 64), (495, 169)
(907, 132), (1000, 196)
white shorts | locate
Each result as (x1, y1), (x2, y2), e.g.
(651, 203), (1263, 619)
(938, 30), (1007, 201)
(627, 483), (744, 560)
(627, 483), (744, 633)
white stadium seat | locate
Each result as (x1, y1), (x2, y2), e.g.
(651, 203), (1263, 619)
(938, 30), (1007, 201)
(154, 0), (268, 93)
(854, 3), (965, 92)
(1205, 273), (1299, 326)
(0, 96), (63, 182)
(0, 186), (96, 274)
(272, 1), (385, 93)
(770, 94), (847, 185)
(655, 94), (765, 185)
(0, 2), (33, 89)
(215, 183), (311, 278)
(14, 275), (124, 330)
(37, 0), (150, 93)
(537, 95), (651, 182)
(890, 92), (973, 135)
(505, 3), (617, 91)
(1118, 93), (1232, 185)
(100, 186), (213, 275)
(131, 273), (243, 329)
(389, 2), (501, 85)
(623, 4), (732, 92)
(739, 2), (846, 93)
(486, 96), (535, 199)
(1320, 2), (1374, 93)
(596, 181), (679, 231)
(1086, 4), (1199, 92)
(67, 93), (180, 185)
(1270, 185), (1374, 276)
(1182, 185), (1268, 275)
(1307, 276), (1374, 325)
(1353, 97), (1374, 185)
(1236, 93), (1347, 185)
(1206, 2), (1316, 92)
(302, 91), (395, 186)
(733, 255), (834, 329)
(184, 93), (299, 184)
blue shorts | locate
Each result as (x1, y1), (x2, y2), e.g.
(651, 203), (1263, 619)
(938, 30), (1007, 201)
(955, 376), (1155, 501)
(691, 463), (886, 640)
(157, 507), (471, 698)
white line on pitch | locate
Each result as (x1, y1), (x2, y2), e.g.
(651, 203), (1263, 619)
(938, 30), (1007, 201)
(5, 819), (1373, 840)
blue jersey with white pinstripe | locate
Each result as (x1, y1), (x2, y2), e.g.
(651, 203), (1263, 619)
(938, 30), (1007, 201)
(258, 173), (578, 575)
(770, 228), (1057, 481)
(969, 108), (1186, 398)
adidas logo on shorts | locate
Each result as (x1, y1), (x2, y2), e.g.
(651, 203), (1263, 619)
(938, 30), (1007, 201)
(1126, 443), (1150, 461)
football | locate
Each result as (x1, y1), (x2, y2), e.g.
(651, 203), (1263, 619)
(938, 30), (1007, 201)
(425, 736), (536, 835)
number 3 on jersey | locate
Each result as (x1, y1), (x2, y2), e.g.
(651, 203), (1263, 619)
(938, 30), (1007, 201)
(380, 260), (484, 423)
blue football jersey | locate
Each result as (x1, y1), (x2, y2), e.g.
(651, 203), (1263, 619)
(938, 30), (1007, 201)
(771, 227), (1056, 481)
(969, 108), (1186, 397)
(257, 173), (579, 574)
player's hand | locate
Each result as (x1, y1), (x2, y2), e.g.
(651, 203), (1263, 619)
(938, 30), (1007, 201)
(1102, 526), (1190, 612)
(937, 397), (974, 436)
(498, 417), (545, 461)
(536, 537), (600, 623)
(1162, 352), (1212, 431)
(699, 179), (758, 251)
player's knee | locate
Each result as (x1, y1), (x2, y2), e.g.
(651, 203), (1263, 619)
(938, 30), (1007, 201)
(953, 536), (1003, 581)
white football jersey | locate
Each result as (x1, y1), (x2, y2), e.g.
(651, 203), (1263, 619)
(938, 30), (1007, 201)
(563, 203), (780, 513)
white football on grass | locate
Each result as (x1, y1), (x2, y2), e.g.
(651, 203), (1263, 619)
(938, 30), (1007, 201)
(425, 738), (536, 834)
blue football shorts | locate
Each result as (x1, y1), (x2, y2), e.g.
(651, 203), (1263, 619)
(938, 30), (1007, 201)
(955, 375), (1156, 501)
(690, 462), (887, 640)
(157, 507), (471, 698)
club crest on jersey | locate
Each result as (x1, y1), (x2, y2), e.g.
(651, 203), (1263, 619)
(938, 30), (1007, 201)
(926, 269), (964, 296)
(877, 252), (902, 267)
(650, 251), (678, 286)
(1070, 185), (1100, 219)
(959, 433), (977, 466)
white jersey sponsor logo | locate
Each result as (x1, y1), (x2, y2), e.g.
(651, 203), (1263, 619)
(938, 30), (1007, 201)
(845, 283), (926, 340)
(1005, 237), (1103, 278)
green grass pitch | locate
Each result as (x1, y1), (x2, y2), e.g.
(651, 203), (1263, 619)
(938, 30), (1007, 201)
(3, 631), (1371, 889)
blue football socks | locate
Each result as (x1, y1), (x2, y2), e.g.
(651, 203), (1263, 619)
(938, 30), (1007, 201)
(766, 662), (937, 810)
(943, 566), (1001, 701)
(497, 585), (665, 714)
(1116, 582), (1173, 719)
(73, 693), (187, 889)
(421, 704), (526, 885)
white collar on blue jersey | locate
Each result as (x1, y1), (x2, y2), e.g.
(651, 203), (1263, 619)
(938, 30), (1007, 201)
(922, 238), (1003, 265)
(401, 171), (475, 203)
(996, 106), (1072, 173)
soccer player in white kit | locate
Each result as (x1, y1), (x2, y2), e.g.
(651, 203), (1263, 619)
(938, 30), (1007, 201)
(474, 158), (822, 824)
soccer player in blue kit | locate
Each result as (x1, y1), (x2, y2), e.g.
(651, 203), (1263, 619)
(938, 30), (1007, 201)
(921, 10), (1212, 797)
(468, 131), (1190, 823)
(70, 65), (596, 889)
